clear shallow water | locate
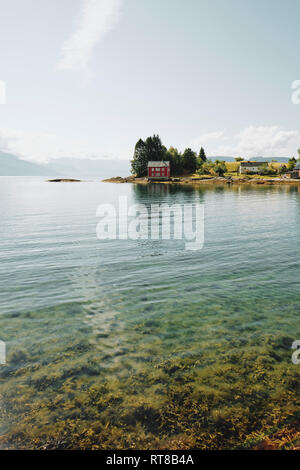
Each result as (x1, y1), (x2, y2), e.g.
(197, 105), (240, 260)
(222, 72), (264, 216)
(0, 177), (300, 449)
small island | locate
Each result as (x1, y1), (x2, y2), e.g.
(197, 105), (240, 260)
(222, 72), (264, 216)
(104, 134), (300, 186)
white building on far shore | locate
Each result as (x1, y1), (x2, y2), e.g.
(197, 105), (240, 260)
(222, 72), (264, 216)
(239, 161), (268, 174)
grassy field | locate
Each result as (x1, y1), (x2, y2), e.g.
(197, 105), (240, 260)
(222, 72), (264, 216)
(191, 161), (287, 179)
(225, 162), (240, 173)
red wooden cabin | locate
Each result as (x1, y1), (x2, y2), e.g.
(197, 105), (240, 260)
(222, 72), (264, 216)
(147, 161), (170, 180)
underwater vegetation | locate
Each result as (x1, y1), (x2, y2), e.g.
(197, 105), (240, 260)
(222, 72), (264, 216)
(1, 251), (300, 450)
(1, 311), (300, 450)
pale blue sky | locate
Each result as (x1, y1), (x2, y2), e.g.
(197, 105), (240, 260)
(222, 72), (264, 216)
(0, 0), (300, 162)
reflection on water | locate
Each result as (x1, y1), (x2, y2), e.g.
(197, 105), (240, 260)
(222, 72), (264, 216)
(0, 178), (300, 449)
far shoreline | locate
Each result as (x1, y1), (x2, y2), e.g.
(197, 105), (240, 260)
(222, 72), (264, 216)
(102, 175), (300, 186)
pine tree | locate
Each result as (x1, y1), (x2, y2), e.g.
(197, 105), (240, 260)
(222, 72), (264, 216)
(199, 147), (207, 163)
(131, 139), (148, 177)
(182, 148), (197, 173)
(144, 135), (167, 161)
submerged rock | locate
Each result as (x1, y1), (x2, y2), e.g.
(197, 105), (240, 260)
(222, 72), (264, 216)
(48, 179), (81, 183)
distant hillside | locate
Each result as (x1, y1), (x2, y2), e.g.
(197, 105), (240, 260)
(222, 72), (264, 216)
(247, 156), (290, 162)
(0, 151), (131, 177)
(209, 156), (291, 162)
(0, 151), (54, 176)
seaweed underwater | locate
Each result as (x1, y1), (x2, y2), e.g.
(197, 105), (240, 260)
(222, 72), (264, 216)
(1, 293), (300, 450)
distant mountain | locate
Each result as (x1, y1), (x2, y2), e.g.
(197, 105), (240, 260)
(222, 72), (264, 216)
(209, 156), (291, 162)
(248, 156), (290, 162)
(0, 151), (131, 177)
(0, 151), (55, 176)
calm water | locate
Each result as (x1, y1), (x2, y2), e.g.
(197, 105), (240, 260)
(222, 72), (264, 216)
(1, 177), (300, 449)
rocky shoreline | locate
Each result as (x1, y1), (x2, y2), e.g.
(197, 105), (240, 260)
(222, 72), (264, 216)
(103, 175), (300, 185)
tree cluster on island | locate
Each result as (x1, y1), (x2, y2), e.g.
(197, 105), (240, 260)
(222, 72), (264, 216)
(131, 135), (226, 177)
(131, 135), (300, 178)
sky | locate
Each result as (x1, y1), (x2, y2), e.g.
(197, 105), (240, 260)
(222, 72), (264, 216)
(0, 0), (300, 163)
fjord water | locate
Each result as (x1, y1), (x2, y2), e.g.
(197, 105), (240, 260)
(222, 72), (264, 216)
(0, 177), (300, 449)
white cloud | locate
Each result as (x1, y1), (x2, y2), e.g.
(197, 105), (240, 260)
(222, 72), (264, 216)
(190, 126), (300, 158)
(190, 131), (225, 149)
(0, 127), (114, 163)
(57, 0), (122, 75)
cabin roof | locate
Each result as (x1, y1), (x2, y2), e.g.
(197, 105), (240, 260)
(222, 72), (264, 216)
(147, 161), (170, 167)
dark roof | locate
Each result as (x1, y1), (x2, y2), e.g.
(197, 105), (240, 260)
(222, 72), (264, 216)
(294, 163), (300, 170)
(240, 161), (268, 167)
(148, 161), (170, 167)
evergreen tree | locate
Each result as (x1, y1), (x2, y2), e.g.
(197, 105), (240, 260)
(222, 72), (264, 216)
(199, 147), (207, 162)
(131, 139), (148, 177)
(144, 135), (167, 161)
(182, 148), (197, 173)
